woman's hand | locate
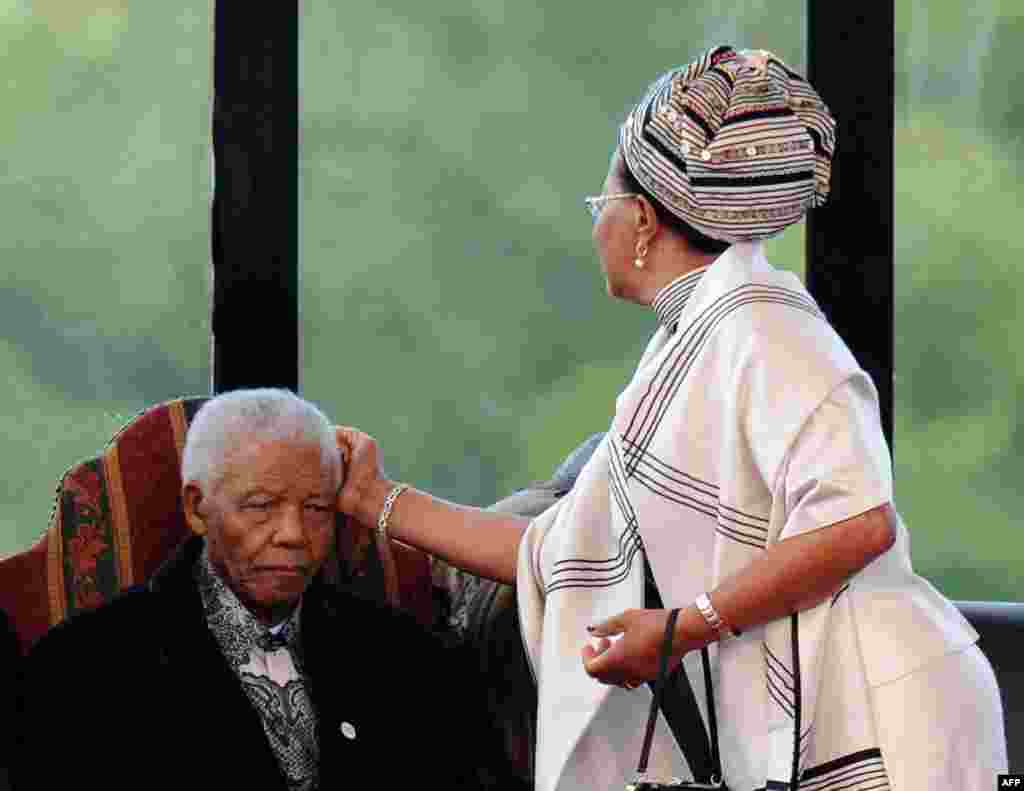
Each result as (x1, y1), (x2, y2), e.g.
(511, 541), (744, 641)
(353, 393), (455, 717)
(335, 426), (391, 527)
(581, 608), (688, 687)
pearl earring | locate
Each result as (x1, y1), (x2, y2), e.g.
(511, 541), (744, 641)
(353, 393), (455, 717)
(634, 240), (648, 269)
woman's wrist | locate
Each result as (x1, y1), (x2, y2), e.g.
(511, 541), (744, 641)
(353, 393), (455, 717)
(358, 477), (400, 529)
(671, 605), (716, 657)
(695, 591), (742, 639)
(376, 482), (410, 539)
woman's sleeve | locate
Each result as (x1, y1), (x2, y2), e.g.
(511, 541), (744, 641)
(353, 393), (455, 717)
(776, 373), (894, 541)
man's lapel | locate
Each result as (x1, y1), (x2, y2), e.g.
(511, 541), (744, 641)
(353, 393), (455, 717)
(150, 536), (287, 788)
(300, 578), (392, 786)
(298, 579), (346, 772)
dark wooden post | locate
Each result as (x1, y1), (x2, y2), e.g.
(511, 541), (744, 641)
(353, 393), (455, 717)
(210, 2), (299, 393)
(806, 3), (895, 450)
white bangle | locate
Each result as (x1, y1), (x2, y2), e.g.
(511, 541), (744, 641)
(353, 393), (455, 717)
(376, 484), (409, 539)
(694, 592), (741, 639)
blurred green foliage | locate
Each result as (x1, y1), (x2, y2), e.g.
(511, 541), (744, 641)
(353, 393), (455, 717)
(301, 0), (808, 505)
(1, 1), (1021, 601)
(0, 0), (211, 548)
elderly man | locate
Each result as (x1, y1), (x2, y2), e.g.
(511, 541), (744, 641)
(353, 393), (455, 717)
(17, 389), (485, 790)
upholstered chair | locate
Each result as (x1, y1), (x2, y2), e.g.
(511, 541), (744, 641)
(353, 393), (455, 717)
(0, 397), (436, 656)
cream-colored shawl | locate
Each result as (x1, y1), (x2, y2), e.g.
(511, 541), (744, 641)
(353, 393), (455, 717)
(517, 242), (977, 791)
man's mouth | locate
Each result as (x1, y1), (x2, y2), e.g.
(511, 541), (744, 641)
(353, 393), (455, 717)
(253, 565), (307, 577)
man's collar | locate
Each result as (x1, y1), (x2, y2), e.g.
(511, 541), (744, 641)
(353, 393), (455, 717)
(650, 266), (709, 333)
(194, 544), (303, 668)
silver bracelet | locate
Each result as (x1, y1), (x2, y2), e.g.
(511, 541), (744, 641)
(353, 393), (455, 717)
(376, 483), (409, 539)
(694, 592), (741, 639)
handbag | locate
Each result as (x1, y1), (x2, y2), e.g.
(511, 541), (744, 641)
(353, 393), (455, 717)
(625, 608), (729, 790)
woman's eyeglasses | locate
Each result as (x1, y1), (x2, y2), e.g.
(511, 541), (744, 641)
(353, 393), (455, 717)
(584, 192), (640, 221)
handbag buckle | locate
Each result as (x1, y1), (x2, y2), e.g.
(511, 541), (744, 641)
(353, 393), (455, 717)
(627, 774), (724, 790)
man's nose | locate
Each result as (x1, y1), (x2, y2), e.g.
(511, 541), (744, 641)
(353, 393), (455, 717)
(272, 505), (307, 545)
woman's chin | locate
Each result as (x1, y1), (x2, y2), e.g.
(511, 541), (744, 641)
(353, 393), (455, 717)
(605, 277), (630, 302)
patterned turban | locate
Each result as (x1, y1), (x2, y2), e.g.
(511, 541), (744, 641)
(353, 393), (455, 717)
(619, 45), (837, 243)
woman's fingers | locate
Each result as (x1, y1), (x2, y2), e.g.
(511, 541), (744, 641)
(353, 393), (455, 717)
(580, 636), (612, 661)
(586, 611), (632, 637)
(333, 425), (384, 521)
(580, 609), (672, 686)
(335, 425), (371, 465)
(581, 635), (628, 682)
(334, 426), (355, 465)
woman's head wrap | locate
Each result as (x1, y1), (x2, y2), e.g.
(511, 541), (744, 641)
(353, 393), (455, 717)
(619, 45), (836, 244)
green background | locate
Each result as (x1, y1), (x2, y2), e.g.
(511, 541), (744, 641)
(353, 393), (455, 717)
(2, 1), (1021, 601)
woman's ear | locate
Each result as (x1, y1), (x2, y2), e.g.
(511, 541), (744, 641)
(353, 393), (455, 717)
(633, 195), (660, 244)
(182, 482), (208, 536)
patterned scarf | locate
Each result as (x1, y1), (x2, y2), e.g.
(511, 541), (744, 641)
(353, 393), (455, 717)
(196, 547), (319, 791)
(619, 45), (836, 244)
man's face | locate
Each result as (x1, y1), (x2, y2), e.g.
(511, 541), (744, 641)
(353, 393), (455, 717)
(184, 436), (337, 625)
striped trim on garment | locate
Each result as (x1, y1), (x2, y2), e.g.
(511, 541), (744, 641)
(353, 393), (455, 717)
(622, 284), (823, 475)
(762, 617), (811, 786)
(545, 440), (643, 594)
(798, 749), (890, 791)
(651, 267), (708, 332)
(545, 269), (718, 593)
(830, 583), (850, 607)
(620, 436), (769, 550)
(765, 643), (796, 719)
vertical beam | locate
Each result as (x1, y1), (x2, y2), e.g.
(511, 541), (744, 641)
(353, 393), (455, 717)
(210, 2), (299, 393)
(806, 3), (895, 450)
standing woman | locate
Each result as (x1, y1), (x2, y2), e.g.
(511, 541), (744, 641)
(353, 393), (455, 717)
(338, 46), (1007, 791)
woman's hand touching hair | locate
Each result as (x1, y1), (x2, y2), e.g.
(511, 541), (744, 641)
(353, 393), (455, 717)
(334, 426), (532, 585)
(334, 426), (393, 528)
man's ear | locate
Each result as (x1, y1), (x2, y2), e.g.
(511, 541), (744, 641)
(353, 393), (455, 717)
(182, 482), (208, 536)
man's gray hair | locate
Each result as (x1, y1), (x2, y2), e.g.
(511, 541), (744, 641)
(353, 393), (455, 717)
(181, 389), (341, 492)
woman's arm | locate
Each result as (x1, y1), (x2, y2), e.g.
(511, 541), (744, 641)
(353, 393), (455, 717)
(336, 427), (527, 585)
(583, 503), (896, 685)
(695, 501), (896, 636)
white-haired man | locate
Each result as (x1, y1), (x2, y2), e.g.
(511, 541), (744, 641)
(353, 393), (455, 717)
(18, 389), (488, 790)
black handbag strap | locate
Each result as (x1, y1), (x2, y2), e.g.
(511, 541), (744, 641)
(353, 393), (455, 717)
(637, 607), (681, 774)
(641, 561), (722, 784)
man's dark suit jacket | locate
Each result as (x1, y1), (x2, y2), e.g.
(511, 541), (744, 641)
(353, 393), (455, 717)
(17, 535), (487, 790)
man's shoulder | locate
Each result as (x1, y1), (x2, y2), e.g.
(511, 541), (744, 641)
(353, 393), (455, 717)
(314, 583), (431, 634)
(29, 586), (162, 667)
(310, 585), (481, 713)
(309, 584), (451, 661)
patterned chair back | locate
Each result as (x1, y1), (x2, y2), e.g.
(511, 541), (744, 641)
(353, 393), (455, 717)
(0, 396), (437, 655)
